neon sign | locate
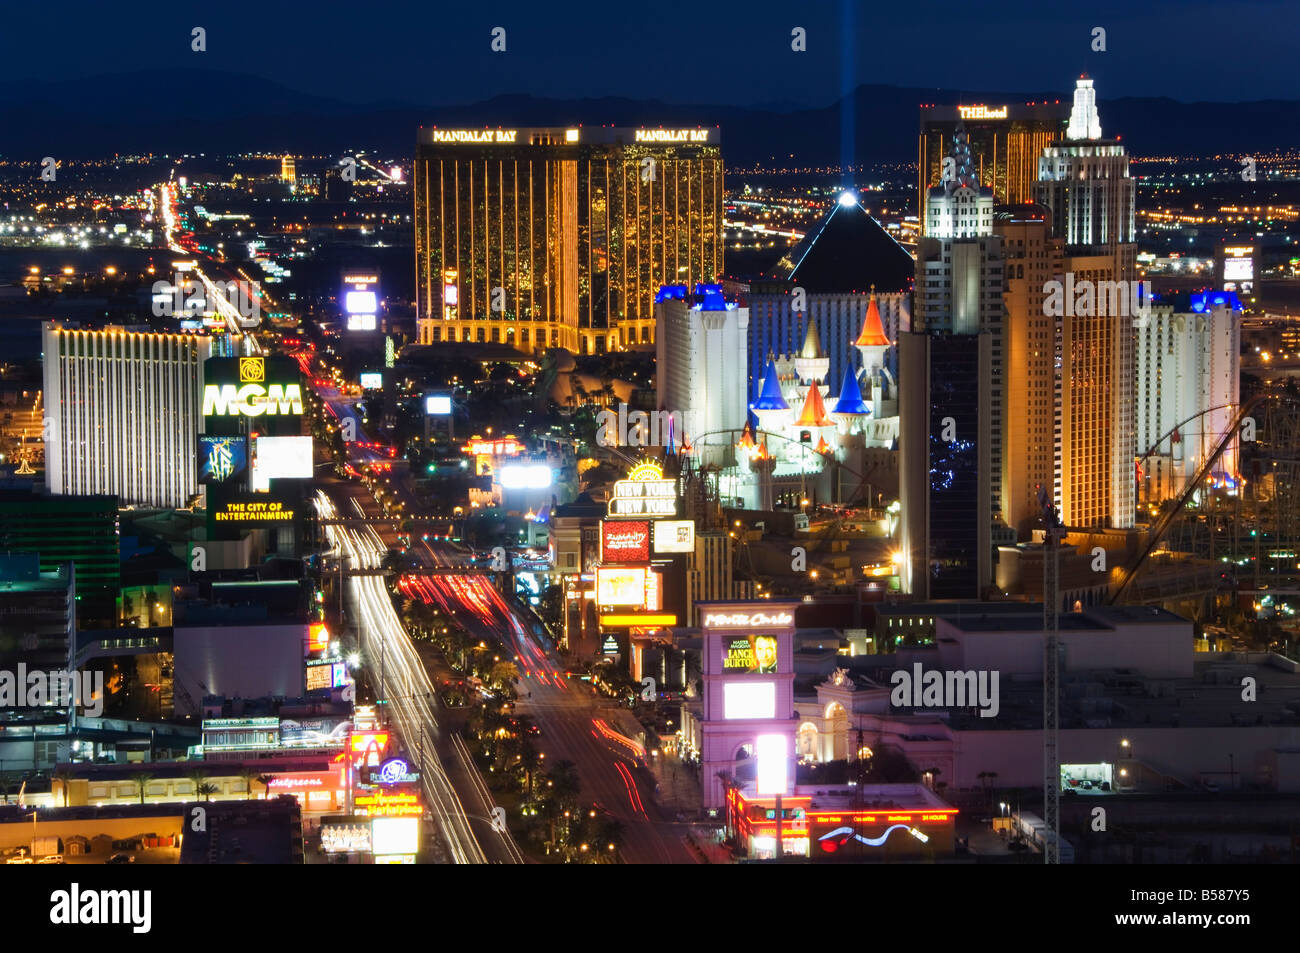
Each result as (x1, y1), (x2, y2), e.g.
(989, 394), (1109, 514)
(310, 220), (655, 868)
(203, 383), (304, 417)
(957, 105), (1008, 120)
(430, 129), (518, 144)
(703, 611), (793, 629)
(634, 129), (711, 143)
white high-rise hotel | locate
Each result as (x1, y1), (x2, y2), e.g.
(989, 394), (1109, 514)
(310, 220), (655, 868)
(1037, 76), (1138, 529)
(43, 322), (213, 508)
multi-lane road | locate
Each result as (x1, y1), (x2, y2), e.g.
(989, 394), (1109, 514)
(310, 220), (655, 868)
(403, 547), (696, 864)
(315, 487), (523, 864)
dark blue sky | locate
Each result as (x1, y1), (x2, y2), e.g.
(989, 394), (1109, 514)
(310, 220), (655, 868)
(0, 0), (1293, 106)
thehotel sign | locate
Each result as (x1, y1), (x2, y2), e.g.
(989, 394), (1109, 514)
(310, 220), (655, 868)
(634, 129), (711, 143)
(957, 105), (1008, 120)
(430, 130), (518, 143)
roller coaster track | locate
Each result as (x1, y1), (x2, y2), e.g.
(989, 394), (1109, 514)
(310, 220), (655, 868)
(1110, 395), (1264, 604)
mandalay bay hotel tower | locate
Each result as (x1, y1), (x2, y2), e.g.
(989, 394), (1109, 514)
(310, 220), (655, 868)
(413, 126), (723, 356)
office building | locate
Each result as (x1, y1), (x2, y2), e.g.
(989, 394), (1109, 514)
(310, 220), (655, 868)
(43, 323), (213, 509)
(1136, 293), (1241, 503)
(0, 555), (75, 726)
(918, 101), (1068, 232)
(414, 126), (723, 356)
(995, 206), (1064, 537)
(655, 284), (749, 467)
(0, 491), (119, 623)
(900, 125), (1006, 599)
(1036, 76), (1138, 529)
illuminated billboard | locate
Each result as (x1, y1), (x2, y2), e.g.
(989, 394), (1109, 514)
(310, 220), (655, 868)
(1224, 257), (1253, 282)
(198, 435), (248, 484)
(601, 521), (650, 563)
(426, 395), (452, 415)
(306, 659), (348, 691)
(347, 313), (377, 331)
(596, 567), (648, 607)
(723, 681), (776, 719)
(211, 495), (298, 526)
(371, 816), (420, 856)
(810, 810), (955, 858)
(251, 435), (313, 490)
(653, 519), (695, 554)
(498, 464), (552, 489)
(722, 635), (779, 674)
(360, 372), (383, 390)
(321, 818), (371, 853)
(354, 791), (423, 818)
(755, 733), (789, 796)
(463, 438), (524, 456)
(608, 461), (677, 518)
(344, 290), (378, 314)
(279, 717), (351, 747)
(203, 357), (303, 421)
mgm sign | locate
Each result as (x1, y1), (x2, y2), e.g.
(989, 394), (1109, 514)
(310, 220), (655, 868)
(203, 356), (304, 418)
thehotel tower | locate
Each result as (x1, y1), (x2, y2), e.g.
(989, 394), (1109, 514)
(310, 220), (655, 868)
(1036, 76), (1137, 529)
(899, 125), (1006, 599)
(918, 101), (1067, 235)
(414, 126), (723, 355)
(43, 322), (213, 508)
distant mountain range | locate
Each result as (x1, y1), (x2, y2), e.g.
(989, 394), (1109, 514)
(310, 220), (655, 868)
(2, 69), (1297, 166)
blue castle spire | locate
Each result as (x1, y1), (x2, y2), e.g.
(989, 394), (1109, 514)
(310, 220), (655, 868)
(832, 361), (871, 415)
(751, 357), (789, 411)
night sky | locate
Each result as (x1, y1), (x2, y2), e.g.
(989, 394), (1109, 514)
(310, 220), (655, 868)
(0, 0), (1292, 107)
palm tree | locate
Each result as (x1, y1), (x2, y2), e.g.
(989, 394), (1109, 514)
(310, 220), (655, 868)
(133, 771), (155, 805)
(256, 774), (275, 800)
(185, 766), (208, 800)
(52, 766), (74, 807)
(237, 765), (259, 800)
(197, 782), (218, 802)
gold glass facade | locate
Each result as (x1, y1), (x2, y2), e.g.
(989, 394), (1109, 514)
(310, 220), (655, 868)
(414, 127), (723, 353)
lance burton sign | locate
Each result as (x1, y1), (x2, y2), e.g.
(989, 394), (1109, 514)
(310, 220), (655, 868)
(703, 611), (793, 629)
